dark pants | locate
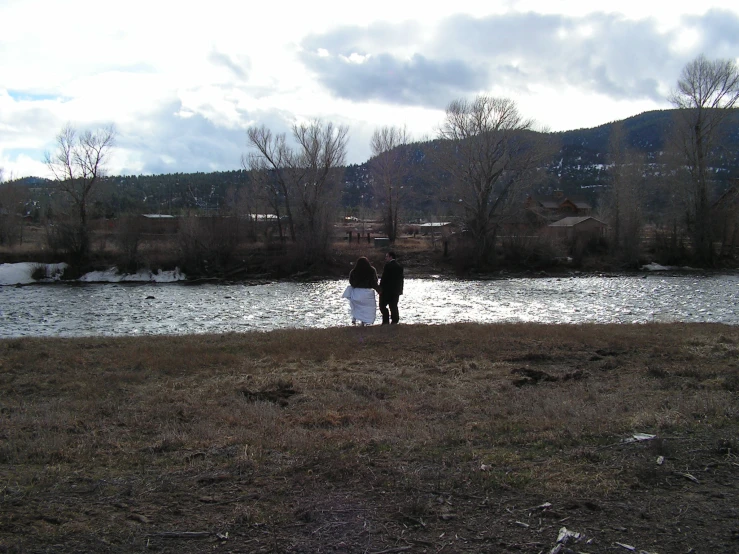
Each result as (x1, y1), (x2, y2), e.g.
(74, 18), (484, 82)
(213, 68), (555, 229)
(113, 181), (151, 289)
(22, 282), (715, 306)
(379, 294), (400, 324)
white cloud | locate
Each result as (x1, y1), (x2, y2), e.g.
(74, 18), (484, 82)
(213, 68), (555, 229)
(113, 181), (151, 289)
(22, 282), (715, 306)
(1, 0), (738, 177)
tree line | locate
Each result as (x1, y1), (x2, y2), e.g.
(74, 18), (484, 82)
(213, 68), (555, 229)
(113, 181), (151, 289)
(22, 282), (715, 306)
(1, 54), (738, 270)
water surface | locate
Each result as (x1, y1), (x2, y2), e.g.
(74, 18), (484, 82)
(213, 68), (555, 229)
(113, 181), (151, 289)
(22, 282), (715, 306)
(1, 275), (737, 338)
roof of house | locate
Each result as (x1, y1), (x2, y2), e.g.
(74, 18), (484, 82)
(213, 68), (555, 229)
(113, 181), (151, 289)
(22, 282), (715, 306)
(537, 199), (561, 209)
(527, 195), (592, 210)
(713, 184), (739, 209)
(548, 216), (606, 227)
(571, 200), (592, 209)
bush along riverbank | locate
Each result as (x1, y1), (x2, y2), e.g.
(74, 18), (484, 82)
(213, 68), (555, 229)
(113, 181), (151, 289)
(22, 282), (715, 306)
(4, 216), (739, 282)
(3, 243), (735, 286)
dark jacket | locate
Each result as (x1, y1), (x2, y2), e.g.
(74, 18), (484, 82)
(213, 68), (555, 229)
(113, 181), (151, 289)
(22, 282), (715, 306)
(380, 259), (404, 297)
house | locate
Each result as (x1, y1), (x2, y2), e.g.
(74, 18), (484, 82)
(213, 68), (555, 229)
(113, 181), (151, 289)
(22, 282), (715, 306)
(547, 216), (608, 241)
(137, 214), (179, 234)
(525, 190), (593, 221)
(248, 214), (280, 221)
(414, 221), (455, 236)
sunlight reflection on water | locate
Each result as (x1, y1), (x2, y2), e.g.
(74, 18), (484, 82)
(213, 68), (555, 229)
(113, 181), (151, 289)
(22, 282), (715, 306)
(0, 274), (738, 338)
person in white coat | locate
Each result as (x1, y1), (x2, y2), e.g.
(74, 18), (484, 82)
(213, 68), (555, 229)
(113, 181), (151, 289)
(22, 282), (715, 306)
(344, 257), (380, 325)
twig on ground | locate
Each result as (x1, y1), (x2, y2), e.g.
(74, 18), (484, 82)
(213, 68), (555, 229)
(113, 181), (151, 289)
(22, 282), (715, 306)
(147, 531), (211, 539)
(675, 472), (700, 484)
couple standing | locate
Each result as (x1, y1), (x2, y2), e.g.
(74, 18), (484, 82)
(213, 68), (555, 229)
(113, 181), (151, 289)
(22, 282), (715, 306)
(345, 252), (404, 326)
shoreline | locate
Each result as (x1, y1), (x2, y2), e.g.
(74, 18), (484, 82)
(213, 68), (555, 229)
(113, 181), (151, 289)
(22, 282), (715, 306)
(2, 259), (736, 287)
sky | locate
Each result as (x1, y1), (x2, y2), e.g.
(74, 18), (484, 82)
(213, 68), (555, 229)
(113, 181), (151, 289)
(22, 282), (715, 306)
(1, 0), (738, 179)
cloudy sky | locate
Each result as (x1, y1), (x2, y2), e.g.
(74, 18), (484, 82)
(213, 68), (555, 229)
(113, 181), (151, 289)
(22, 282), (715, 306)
(1, 0), (738, 179)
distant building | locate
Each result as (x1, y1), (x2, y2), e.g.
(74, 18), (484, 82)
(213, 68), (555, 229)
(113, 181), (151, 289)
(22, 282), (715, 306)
(137, 214), (179, 234)
(547, 216), (607, 241)
(525, 190), (593, 221)
(248, 214), (280, 221)
(142, 214), (176, 219)
(415, 221), (454, 236)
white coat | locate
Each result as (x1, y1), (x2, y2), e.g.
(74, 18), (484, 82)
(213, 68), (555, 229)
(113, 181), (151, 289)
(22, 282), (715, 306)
(342, 286), (377, 325)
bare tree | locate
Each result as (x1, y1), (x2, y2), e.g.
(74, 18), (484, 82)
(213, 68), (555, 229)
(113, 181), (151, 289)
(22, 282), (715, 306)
(369, 125), (411, 242)
(245, 126), (296, 242)
(242, 153), (286, 242)
(669, 54), (739, 265)
(0, 181), (29, 246)
(601, 121), (645, 264)
(292, 120), (349, 248)
(245, 120), (349, 256)
(649, 152), (693, 263)
(436, 95), (551, 266)
(44, 124), (115, 262)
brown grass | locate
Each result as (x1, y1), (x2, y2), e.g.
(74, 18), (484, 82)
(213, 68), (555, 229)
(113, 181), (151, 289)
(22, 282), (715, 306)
(2, 323), (739, 552)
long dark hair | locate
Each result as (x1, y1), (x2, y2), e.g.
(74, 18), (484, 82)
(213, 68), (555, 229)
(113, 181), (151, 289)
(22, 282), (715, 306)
(353, 256), (373, 276)
(350, 256), (377, 287)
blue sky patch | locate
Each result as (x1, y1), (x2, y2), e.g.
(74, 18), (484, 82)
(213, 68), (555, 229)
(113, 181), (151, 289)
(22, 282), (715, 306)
(8, 90), (62, 102)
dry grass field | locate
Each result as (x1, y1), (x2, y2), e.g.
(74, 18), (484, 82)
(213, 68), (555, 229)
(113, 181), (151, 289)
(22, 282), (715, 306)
(1, 323), (739, 553)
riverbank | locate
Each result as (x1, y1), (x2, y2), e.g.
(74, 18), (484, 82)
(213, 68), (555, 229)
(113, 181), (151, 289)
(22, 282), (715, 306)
(7, 224), (738, 284)
(1, 250), (731, 287)
(2, 323), (738, 553)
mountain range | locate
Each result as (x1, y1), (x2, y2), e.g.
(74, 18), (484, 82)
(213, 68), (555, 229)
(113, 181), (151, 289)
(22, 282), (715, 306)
(7, 109), (739, 218)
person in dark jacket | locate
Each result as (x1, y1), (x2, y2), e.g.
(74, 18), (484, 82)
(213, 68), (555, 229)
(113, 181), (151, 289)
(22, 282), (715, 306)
(379, 251), (404, 325)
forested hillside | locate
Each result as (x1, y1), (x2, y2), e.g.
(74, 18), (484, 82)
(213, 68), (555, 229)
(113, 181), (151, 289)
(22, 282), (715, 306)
(7, 109), (739, 220)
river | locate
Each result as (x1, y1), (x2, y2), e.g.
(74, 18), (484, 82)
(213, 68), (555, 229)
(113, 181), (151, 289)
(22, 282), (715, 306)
(1, 274), (738, 338)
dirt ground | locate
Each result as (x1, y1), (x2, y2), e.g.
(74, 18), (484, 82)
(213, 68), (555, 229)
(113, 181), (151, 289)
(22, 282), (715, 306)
(5, 429), (736, 553)
(1, 323), (738, 553)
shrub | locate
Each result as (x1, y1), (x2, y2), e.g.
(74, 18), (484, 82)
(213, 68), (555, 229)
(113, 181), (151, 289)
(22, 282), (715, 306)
(177, 216), (241, 275)
(113, 216), (144, 273)
(501, 233), (565, 269)
(31, 264), (47, 281)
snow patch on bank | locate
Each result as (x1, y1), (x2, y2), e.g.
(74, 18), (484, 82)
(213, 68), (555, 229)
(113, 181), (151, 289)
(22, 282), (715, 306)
(641, 262), (672, 271)
(0, 262), (68, 285)
(79, 267), (186, 283)
(0, 262), (185, 285)
(641, 263), (702, 272)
